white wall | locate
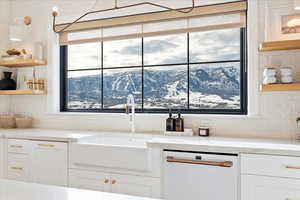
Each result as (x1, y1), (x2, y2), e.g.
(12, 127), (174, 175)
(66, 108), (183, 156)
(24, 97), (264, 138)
(4, 0), (300, 140)
(0, 0), (11, 114)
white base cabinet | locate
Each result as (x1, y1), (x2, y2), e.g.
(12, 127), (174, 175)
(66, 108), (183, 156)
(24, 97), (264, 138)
(69, 169), (161, 198)
(69, 170), (111, 192)
(242, 153), (300, 200)
(31, 141), (68, 186)
(110, 173), (160, 198)
(5, 139), (68, 186)
(242, 175), (300, 200)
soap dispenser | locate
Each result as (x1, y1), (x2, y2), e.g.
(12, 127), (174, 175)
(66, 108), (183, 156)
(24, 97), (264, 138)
(175, 111), (184, 132)
(166, 109), (175, 131)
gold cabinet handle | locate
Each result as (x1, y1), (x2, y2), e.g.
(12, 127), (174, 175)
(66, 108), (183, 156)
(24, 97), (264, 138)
(10, 166), (23, 170)
(104, 179), (109, 184)
(111, 180), (116, 184)
(285, 165), (300, 170)
(38, 144), (55, 148)
(10, 145), (23, 148)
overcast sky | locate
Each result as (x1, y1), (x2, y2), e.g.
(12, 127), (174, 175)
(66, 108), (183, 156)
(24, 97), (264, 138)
(68, 28), (240, 78)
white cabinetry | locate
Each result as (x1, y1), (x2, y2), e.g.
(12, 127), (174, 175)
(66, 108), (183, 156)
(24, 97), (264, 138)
(6, 139), (31, 181)
(69, 169), (160, 198)
(31, 141), (68, 186)
(5, 139), (68, 186)
(241, 154), (300, 200)
(242, 175), (300, 200)
(69, 170), (111, 192)
(110, 173), (160, 198)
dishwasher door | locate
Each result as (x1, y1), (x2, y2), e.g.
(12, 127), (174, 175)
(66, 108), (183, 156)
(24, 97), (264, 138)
(163, 151), (238, 200)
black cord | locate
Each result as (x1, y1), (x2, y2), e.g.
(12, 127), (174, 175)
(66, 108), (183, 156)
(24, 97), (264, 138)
(53, 0), (195, 33)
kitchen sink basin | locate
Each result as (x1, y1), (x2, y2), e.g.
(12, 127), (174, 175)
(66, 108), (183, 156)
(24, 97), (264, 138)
(70, 133), (153, 172)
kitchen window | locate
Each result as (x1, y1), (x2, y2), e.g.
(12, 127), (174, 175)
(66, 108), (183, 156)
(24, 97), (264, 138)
(60, 27), (247, 114)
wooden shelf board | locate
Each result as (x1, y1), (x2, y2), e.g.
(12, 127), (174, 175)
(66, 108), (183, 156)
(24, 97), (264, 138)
(260, 83), (300, 91)
(0, 59), (47, 67)
(0, 90), (47, 95)
(259, 40), (300, 52)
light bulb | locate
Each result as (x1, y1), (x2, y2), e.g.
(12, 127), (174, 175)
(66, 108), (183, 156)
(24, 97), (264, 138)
(52, 6), (58, 12)
(52, 6), (59, 17)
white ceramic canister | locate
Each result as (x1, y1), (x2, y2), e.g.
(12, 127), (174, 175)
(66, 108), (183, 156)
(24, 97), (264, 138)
(280, 67), (293, 76)
(281, 76), (293, 83)
(263, 68), (277, 77)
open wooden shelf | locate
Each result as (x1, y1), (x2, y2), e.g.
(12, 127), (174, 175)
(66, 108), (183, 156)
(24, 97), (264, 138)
(0, 59), (47, 67)
(260, 83), (300, 91)
(0, 90), (47, 95)
(259, 40), (300, 52)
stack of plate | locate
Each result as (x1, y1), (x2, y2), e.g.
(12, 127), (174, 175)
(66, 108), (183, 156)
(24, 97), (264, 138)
(0, 55), (22, 61)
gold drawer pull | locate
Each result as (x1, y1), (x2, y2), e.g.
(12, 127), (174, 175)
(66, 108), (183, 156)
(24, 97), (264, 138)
(10, 145), (23, 148)
(111, 180), (116, 184)
(38, 144), (55, 148)
(10, 166), (23, 170)
(286, 165), (300, 170)
(104, 179), (109, 184)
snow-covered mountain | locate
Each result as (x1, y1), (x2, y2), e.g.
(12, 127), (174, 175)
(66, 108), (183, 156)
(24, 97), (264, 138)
(67, 64), (240, 110)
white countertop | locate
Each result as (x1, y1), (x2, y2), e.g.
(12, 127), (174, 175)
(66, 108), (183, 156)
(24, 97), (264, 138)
(1, 128), (300, 156)
(0, 129), (98, 142)
(147, 136), (300, 156)
(0, 179), (158, 200)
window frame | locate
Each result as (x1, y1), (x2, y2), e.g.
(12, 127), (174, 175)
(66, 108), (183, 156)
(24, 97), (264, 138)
(60, 28), (247, 115)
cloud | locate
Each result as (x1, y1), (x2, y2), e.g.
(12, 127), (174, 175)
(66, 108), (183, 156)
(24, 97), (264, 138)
(190, 28), (240, 62)
(113, 44), (142, 55)
(144, 40), (179, 54)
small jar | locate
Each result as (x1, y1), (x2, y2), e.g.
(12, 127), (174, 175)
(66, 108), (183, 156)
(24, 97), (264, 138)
(199, 127), (210, 137)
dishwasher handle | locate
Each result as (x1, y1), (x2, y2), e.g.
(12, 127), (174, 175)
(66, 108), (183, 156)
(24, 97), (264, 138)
(166, 156), (233, 168)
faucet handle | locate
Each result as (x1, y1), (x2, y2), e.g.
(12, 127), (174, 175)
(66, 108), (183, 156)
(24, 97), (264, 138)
(125, 104), (129, 114)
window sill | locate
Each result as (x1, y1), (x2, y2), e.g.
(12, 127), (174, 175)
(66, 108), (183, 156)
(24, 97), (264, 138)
(46, 111), (261, 119)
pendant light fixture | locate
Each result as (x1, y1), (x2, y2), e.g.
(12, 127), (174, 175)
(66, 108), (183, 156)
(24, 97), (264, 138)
(295, 0), (300, 10)
(52, 0), (195, 33)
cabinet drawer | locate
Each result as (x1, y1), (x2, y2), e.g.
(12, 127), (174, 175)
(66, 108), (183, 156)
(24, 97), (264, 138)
(6, 155), (29, 181)
(242, 175), (300, 200)
(241, 154), (300, 179)
(7, 139), (30, 154)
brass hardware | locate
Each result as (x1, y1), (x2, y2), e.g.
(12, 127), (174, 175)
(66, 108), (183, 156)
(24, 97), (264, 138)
(166, 156), (233, 167)
(38, 144), (55, 148)
(111, 180), (116, 184)
(10, 145), (23, 148)
(11, 166), (23, 170)
(286, 165), (300, 170)
(104, 179), (109, 184)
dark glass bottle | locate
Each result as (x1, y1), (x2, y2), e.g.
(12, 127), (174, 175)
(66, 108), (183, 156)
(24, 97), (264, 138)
(175, 113), (184, 132)
(166, 109), (175, 131)
(0, 72), (16, 90)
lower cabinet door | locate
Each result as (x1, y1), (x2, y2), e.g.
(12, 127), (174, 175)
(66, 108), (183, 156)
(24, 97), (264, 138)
(31, 141), (68, 186)
(110, 174), (161, 198)
(242, 175), (300, 200)
(69, 169), (111, 192)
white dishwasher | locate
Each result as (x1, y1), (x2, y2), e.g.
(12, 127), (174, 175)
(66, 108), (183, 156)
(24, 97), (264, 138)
(164, 150), (239, 200)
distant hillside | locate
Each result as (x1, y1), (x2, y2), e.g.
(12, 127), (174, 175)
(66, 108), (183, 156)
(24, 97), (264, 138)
(67, 64), (240, 109)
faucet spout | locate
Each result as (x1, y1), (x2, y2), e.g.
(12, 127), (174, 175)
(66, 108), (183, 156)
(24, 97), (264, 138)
(126, 94), (135, 133)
